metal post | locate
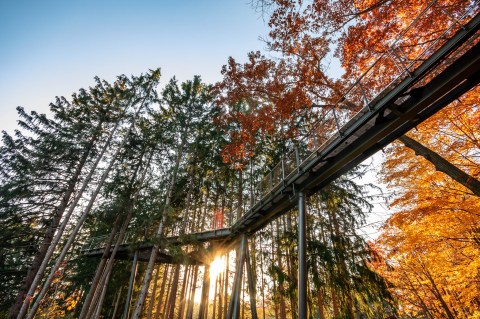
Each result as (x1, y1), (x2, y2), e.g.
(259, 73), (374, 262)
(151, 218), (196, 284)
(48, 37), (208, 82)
(358, 81), (372, 110)
(245, 240), (258, 319)
(250, 159), (254, 208)
(227, 235), (247, 319)
(295, 145), (300, 168)
(198, 265), (210, 319)
(390, 47), (413, 76)
(226, 279), (236, 319)
(226, 247), (242, 319)
(298, 192), (307, 319)
(122, 250), (138, 319)
(233, 235), (247, 319)
(332, 108), (343, 136)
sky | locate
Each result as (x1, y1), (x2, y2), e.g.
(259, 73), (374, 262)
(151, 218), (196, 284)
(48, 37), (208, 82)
(0, 0), (391, 237)
(0, 0), (269, 134)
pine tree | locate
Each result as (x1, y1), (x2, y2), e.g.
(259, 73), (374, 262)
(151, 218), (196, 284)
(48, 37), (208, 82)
(131, 76), (216, 319)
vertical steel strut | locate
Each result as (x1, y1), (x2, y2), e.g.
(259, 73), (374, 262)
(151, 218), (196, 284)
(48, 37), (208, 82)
(198, 265), (210, 319)
(298, 192), (307, 319)
(245, 239), (258, 319)
(227, 234), (247, 319)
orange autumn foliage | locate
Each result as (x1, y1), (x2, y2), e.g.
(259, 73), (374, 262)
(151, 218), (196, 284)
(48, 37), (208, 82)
(340, 0), (472, 76)
(216, 0), (480, 316)
(216, 0), (474, 165)
(214, 51), (315, 166)
(376, 86), (480, 318)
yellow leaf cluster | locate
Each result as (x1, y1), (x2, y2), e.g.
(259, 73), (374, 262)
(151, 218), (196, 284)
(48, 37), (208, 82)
(376, 86), (480, 318)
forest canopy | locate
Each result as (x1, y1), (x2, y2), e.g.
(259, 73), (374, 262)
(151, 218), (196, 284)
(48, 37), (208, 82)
(1, 0), (479, 319)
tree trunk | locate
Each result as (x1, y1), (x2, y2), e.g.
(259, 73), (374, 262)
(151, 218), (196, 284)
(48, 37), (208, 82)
(16, 117), (121, 319)
(223, 253), (229, 319)
(422, 265), (455, 319)
(212, 275), (218, 319)
(177, 265), (190, 319)
(83, 199), (140, 319)
(111, 288), (123, 319)
(25, 143), (125, 319)
(154, 265), (170, 319)
(398, 135), (480, 196)
(237, 170), (243, 220)
(19, 76), (156, 319)
(259, 244), (266, 319)
(200, 186), (210, 231)
(275, 221), (287, 319)
(158, 267), (175, 319)
(400, 266), (434, 319)
(80, 214), (122, 318)
(147, 266), (161, 319)
(316, 289), (326, 319)
(331, 287), (340, 319)
(80, 149), (153, 319)
(92, 270), (109, 319)
(131, 132), (187, 319)
(9, 120), (103, 319)
(328, 207), (354, 318)
(185, 266), (199, 319)
(217, 272), (224, 319)
(283, 217), (297, 319)
(166, 264), (181, 319)
(198, 266), (210, 319)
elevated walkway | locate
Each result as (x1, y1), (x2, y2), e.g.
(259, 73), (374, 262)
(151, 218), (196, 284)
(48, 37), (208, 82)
(83, 228), (233, 264)
(233, 13), (480, 236)
(84, 4), (480, 264)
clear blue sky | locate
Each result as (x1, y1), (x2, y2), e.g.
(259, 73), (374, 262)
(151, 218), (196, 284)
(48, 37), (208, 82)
(0, 0), (269, 133)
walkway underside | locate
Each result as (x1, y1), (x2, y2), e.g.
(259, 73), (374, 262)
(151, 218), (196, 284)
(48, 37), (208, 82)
(84, 247), (204, 265)
(85, 13), (480, 264)
(84, 229), (234, 264)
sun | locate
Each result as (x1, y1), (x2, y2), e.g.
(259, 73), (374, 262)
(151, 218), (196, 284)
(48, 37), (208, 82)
(193, 256), (227, 304)
(209, 255), (226, 282)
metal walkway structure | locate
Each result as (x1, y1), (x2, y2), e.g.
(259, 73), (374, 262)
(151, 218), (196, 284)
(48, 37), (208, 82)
(84, 3), (480, 318)
(83, 228), (233, 264)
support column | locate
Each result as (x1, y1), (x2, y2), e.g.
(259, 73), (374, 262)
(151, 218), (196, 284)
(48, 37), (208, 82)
(245, 240), (258, 319)
(227, 234), (247, 319)
(298, 192), (307, 319)
(198, 265), (210, 319)
(122, 250), (138, 319)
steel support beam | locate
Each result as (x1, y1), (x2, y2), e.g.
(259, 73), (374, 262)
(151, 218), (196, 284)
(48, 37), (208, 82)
(227, 235), (247, 319)
(298, 192), (307, 319)
(245, 239), (258, 319)
(198, 265), (210, 319)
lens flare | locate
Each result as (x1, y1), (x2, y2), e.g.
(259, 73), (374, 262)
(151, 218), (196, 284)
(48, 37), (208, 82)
(209, 256), (226, 282)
